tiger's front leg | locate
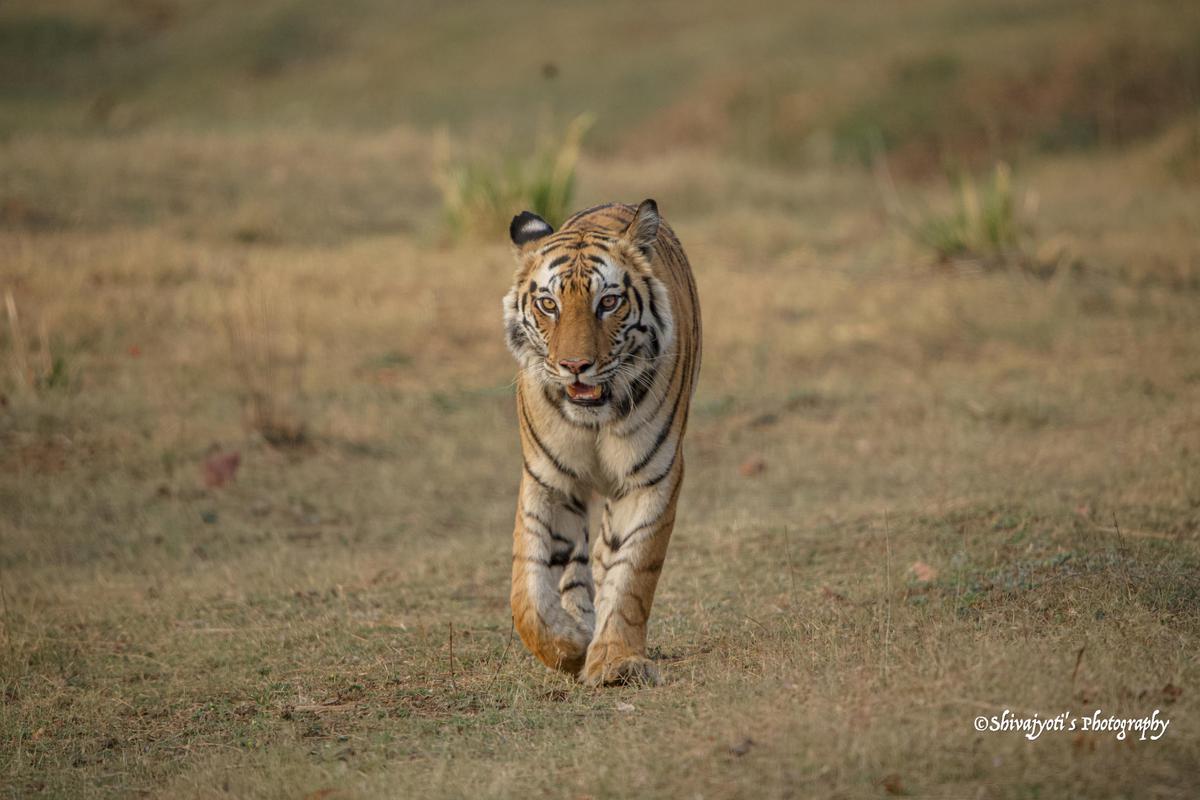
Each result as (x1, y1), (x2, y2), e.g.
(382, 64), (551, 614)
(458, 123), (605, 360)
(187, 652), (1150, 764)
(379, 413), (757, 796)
(511, 473), (595, 675)
(584, 459), (684, 686)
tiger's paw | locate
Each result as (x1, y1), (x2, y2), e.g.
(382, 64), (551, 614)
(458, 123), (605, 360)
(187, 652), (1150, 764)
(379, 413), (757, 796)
(581, 646), (660, 687)
(526, 630), (589, 676)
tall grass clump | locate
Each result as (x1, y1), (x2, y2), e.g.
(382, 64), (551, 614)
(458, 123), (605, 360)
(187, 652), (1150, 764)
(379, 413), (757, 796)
(435, 114), (594, 240)
(915, 163), (1023, 263)
(888, 162), (1055, 272)
(3, 289), (68, 397)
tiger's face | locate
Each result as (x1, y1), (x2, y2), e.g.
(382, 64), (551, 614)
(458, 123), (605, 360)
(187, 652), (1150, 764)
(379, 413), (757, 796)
(503, 204), (673, 425)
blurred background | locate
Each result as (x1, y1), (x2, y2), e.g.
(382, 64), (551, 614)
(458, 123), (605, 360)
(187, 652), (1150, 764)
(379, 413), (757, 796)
(2, 1), (1199, 797)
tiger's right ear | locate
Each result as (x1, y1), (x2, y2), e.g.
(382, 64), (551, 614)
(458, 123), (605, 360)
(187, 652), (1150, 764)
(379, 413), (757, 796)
(510, 211), (554, 247)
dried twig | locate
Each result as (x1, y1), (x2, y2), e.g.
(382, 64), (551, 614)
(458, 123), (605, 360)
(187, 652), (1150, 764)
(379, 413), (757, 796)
(448, 622), (458, 692)
(782, 524), (799, 606)
(881, 511), (893, 683)
(484, 617), (516, 695)
(1112, 511), (1128, 554)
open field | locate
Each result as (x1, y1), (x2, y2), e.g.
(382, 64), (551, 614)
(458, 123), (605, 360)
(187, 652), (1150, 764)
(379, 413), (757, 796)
(2, 0), (1200, 797)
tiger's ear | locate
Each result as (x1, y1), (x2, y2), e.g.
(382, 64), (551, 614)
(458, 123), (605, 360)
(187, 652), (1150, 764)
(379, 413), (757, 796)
(623, 199), (660, 259)
(510, 211), (554, 247)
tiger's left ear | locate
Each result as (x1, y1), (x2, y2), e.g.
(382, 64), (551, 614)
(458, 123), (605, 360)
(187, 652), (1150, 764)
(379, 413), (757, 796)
(623, 199), (660, 259)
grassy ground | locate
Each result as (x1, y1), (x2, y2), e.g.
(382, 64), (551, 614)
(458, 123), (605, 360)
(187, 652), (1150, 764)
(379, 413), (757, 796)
(3, 1), (1200, 797)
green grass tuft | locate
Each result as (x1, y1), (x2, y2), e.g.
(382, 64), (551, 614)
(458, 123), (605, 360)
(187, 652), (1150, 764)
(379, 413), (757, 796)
(435, 114), (593, 240)
(906, 162), (1030, 267)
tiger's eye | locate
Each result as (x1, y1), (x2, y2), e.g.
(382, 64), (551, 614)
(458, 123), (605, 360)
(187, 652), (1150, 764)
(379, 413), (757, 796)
(599, 295), (621, 312)
(537, 297), (558, 315)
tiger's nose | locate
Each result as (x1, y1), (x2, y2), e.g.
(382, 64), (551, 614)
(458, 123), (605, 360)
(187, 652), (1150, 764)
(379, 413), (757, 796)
(559, 358), (593, 375)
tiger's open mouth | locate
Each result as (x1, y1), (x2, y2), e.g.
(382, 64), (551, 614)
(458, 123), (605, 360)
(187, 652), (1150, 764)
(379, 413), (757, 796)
(565, 381), (609, 406)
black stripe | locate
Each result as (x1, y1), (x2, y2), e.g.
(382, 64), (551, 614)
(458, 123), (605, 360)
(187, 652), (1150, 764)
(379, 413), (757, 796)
(520, 318), (544, 351)
(640, 449), (678, 490)
(623, 337), (689, 446)
(618, 510), (666, 549)
(647, 281), (664, 329)
(561, 203), (621, 228)
(523, 460), (558, 494)
(522, 514), (575, 547)
(520, 401), (581, 481)
(505, 321), (527, 352)
(613, 362), (657, 419)
(619, 448), (678, 498)
(626, 389), (680, 477)
(522, 510), (552, 530)
(620, 339), (686, 438)
(632, 592), (650, 621)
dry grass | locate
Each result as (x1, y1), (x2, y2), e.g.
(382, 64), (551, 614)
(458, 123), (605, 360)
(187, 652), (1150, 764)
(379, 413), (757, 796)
(2, 1), (1200, 798)
(222, 276), (310, 449)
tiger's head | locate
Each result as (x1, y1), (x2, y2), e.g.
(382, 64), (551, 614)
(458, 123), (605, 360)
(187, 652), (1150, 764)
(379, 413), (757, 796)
(503, 200), (674, 425)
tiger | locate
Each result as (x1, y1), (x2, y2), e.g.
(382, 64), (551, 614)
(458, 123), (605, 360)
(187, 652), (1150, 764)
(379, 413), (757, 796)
(502, 199), (701, 686)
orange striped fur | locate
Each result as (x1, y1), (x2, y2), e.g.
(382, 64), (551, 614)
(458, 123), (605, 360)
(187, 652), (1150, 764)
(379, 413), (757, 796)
(503, 200), (701, 685)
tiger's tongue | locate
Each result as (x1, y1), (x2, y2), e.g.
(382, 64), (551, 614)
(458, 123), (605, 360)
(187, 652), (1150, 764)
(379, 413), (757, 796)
(567, 382), (601, 400)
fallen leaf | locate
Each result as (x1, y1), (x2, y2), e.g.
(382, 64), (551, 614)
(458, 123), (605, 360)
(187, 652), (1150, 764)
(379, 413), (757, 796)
(879, 773), (906, 795)
(908, 561), (938, 583)
(739, 456), (766, 477)
(1162, 683), (1182, 703)
(615, 701), (635, 713)
(203, 450), (241, 488)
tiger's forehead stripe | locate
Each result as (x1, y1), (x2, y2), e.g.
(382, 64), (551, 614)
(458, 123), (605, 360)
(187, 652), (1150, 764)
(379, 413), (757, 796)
(528, 242), (620, 295)
(535, 230), (617, 256)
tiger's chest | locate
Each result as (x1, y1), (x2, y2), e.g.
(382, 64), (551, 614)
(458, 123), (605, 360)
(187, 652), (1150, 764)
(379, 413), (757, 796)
(539, 418), (663, 498)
